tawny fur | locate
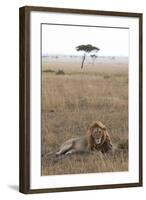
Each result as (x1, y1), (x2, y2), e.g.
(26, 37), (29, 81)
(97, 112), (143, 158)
(56, 120), (112, 156)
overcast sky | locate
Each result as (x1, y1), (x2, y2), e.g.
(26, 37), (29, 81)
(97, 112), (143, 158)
(42, 24), (129, 57)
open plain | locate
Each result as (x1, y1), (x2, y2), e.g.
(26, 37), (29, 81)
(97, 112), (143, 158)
(41, 56), (128, 176)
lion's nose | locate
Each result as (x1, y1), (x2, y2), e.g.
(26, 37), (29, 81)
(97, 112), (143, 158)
(96, 139), (101, 144)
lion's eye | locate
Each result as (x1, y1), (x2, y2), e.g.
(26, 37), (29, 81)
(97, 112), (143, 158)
(94, 129), (98, 133)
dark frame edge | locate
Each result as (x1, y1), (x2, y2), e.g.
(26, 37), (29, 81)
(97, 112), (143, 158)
(19, 7), (30, 194)
(21, 182), (142, 194)
(20, 5), (142, 17)
(139, 13), (143, 187)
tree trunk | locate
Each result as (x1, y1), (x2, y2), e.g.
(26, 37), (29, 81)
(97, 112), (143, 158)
(81, 54), (86, 69)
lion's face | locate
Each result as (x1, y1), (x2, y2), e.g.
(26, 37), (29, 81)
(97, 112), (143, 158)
(91, 127), (103, 145)
(88, 120), (112, 153)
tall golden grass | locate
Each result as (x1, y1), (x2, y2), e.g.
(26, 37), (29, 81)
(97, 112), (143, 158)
(41, 60), (128, 175)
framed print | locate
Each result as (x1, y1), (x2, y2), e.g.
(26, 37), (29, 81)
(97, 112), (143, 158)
(19, 6), (143, 194)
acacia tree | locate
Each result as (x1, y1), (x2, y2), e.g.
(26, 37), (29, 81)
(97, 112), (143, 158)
(76, 44), (100, 69)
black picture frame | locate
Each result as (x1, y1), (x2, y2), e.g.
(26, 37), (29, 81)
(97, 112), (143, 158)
(19, 6), (143, 194)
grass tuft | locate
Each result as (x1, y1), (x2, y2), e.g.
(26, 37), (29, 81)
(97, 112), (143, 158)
(56, 69), (65, 75)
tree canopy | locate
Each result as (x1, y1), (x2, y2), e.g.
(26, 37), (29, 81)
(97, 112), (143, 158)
(76, 44), (100, 53)
(76, 44), (100, 69)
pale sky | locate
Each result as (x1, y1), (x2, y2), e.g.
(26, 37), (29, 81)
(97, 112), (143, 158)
(42, 24), (129, 57)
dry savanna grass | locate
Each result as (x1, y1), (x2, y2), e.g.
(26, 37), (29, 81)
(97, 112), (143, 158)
(41, 58), (128, 176)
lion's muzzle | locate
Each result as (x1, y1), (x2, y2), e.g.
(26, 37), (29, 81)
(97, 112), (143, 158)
(95, 138), (102, 144)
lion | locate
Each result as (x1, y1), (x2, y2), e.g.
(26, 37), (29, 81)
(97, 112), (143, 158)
(56, 120), (112, 156)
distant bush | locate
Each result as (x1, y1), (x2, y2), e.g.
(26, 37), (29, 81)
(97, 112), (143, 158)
(56, 69), (65, 75)
(118, 139), (128, 150)
(43, 69), (55, 73)
(104, 75), (110, 79)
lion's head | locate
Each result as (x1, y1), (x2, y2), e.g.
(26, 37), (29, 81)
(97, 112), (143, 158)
(88, 120), (112, 153)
